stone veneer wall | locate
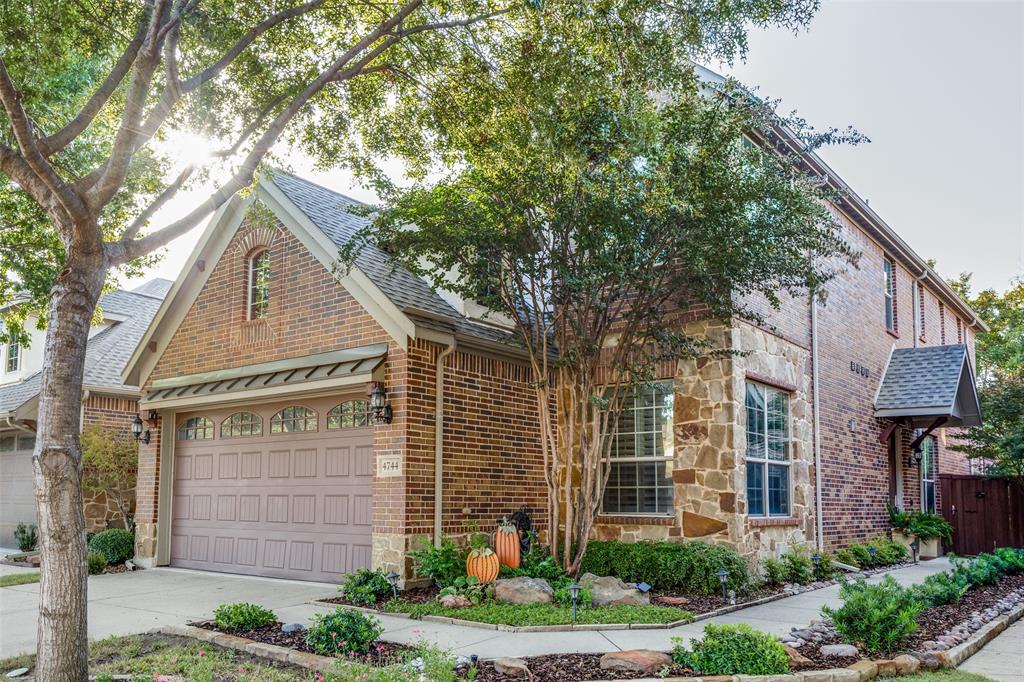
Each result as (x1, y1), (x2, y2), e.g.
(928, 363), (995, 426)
(82, 394), (139, 533)
(593, 319), (816, 565)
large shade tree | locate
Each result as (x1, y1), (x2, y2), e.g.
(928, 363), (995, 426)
(0, 0), (834, 676)
(341, 10), (862, 572)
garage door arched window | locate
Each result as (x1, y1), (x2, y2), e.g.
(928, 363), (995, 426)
(271, 406), (318, 433)
(177, 416), (214, 441)
(327, 400), (371, 429)
(221, 411), (263, 438)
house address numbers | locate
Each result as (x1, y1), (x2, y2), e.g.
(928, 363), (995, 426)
(377, 454), (402, 477)
(850, 361), (870, 378)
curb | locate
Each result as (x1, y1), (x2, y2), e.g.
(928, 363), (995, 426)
(936, 600), (1024, 668)
(305, 564), (913, 634)
(153, 624), (339, 672)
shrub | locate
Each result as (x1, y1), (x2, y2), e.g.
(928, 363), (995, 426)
(409, 535), (466, 588)
(782, 550), (814, 585)
(553, 582), (593, 608)
(212, 602), (277, 632)
(672, 623), (790, 675)
(868, 536), (909, 565)
(813, 552), (837, 580)
(87, 551), (108, 575)
(580, 540), (750, 594)
(88, 529), (134, 565)
(500, 548), (568, 583)
(995, 547), (1024, 573)
(438, 576), (490, 605)
(13, 523), (37, 552)
(305, 608), (383, 655)
(834, 548), (861, 569)
(911, 569), (970, 607)
(761, 558), (788, 586)
(822, 576), (923, 653)
(957, 553), (1004, 587)
(888, 505), (953, 544)
(341, 568), (394, 606)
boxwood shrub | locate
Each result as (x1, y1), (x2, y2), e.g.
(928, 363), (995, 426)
(88, 529), (135, 565)
(305, 608), (383, 655)
(579, 540), (749, 594)
(672, 623), (790, 675)
(212, 602), (277, 632)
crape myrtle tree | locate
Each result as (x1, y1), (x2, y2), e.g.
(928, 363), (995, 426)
(340, 9), (862, 572)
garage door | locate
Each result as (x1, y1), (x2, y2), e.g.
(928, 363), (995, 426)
(170, 396), (374, 582)
(0, 431), (37, 549)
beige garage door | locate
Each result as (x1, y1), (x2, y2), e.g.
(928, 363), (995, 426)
(170, 396), (374, 582)
(0, 431), (37, 549)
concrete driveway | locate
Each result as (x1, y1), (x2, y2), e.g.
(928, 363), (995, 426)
(0, 567), (337, 658)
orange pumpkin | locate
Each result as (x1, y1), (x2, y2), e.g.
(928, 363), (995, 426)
(494, 519), (521, 569)
(466, 548), (500, 583)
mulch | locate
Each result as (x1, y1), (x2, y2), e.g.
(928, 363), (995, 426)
(191, 620), (413, 666)
(796, 572), (1024, 662)
(653, 586), (780, 614)
(320, 584), (440, 608)
(463, 654), (692, 681)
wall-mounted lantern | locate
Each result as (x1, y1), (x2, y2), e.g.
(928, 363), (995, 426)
(369, 383), (393, 424)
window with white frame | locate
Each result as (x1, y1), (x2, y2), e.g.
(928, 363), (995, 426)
(602, 382), (674, 515)
(921, 435), (937, 513)
(746, 381), (791, 517)
(5, 339), (19, 373)
(883, 258), (896, 333)
(247, 249), (271, 320)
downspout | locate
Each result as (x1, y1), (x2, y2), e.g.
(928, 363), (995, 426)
(811, 293), (824, 551)
(433, 340), (456, 548)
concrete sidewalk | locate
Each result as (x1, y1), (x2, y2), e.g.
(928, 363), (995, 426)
(0, 559), (951, 661)
(284, 558), (955, 659)
(958, 618), (1024, 681)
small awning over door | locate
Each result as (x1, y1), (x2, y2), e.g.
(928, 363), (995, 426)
(874, 344), (982, 428)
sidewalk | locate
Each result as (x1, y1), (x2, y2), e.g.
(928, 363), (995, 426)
(273, 558), (954, 659)
(958, 617), (1024, 682)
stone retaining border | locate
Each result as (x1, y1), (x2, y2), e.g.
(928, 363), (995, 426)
(153, 624), (339, 673)
(306, 563), (914, 633)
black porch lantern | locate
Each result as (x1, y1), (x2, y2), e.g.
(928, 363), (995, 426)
(131, 414), (150, 445)
(369, 383), (393, 424)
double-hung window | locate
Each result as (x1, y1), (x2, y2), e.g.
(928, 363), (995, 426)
(247, 250), (271, 320)
(921, 435), (937, 513)
(746, 381), (791, 517)
(603, 381), (674, 515)
(5, 339), (19, 373)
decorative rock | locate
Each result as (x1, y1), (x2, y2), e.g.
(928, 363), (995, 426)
(5, 669), (28, 679)
(893, 654), (921, 675)
(874, 659), (896, 678)
(599, 650), (673, 674)
(493, 657), (531, 678)
(125, 560), (135, 571)
(439, 594), (473, 608)
(848, 659), (879, 682)
(784, 645), (813, 666)
(681, 511), (728, 537)
(659, 595), (690, 606)
(579, 573), (650, 607)
(914, 652), (943, 671)
(790, 628), (817, 641)
(820, 644), (859, 658)
(281, 622), (305, 633)
(27, 556), (40, 567)
(493, 577), (554, 604)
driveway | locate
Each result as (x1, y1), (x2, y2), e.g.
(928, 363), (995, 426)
(0, 567), (337, 658)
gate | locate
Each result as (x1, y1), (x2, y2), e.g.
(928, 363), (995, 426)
(939, 475), (1024, 555)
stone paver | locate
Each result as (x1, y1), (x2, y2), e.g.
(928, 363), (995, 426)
(0, 558), (953, 661)
(959, 617), (1024, 681)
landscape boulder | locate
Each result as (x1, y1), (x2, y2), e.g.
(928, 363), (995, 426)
(784, 645), (813, 666)
(579, 573), (650, 607)
(492, 657), (531, 678)
(439, 594), (473, 608)
(493, 577), (554, 604)
(893, 654), (921, 675)
(599, 650), (672, 674)
(819, 644), (859, 658)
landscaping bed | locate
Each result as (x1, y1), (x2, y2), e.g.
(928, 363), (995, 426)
(463, 653), (691, 681)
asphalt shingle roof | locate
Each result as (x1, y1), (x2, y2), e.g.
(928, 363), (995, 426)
(0, 280), (171, 416)
(875, 344), (969, 412)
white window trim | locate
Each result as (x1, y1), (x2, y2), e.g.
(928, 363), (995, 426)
(600, 381), (675, 517)
(921, 435), (937, 513)
(745, 381), (793, 518)
(883, 258), (895, 332)
(246, 250), (270, 321)
(5, 340), (20, 373)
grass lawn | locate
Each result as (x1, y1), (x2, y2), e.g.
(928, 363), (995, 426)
(380, 599), (692, 626)
(0, 571), (39, 587)
(891, 671), (996, 682)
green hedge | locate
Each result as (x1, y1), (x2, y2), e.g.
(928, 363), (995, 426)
(579, 540), (750, 594)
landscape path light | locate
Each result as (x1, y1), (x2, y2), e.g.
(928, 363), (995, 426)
(716, 569), (729, 600)
(385, 571), (399, 600)
(568, 582), (581, 622)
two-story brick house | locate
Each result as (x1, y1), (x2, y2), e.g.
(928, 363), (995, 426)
(125, 153), (982, 580)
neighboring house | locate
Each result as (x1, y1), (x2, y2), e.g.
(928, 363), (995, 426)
(0, 279), (171, 547)
(124, 162), (982, 585)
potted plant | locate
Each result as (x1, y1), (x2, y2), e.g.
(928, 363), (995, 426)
(888, 505), (953, 559)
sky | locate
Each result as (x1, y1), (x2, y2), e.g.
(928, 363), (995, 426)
(127, 0), (1024, 296)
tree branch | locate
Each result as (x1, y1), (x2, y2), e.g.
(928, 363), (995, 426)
(37, 17), (148, 157)
(107, 1), (425, 265)
(212, 91), (290, 158)
(397, 7), (510, 37)
(0, 59), (89, 223)
(120, 163), (193, 240)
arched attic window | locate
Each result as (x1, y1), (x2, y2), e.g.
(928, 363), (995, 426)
(247, 248), (271, 320)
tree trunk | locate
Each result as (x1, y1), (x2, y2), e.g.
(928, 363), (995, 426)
(33, 247), (106, 682)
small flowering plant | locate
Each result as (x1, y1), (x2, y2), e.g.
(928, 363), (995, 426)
(305, 608), (383, 656)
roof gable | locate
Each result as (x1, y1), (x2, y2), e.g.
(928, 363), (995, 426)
(874, 344), (981, 428)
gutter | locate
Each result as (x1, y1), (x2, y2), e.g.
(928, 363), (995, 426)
(810, 294), (824, 551)
(433, 340), (456, 548)
(1, 417), (35, 433)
